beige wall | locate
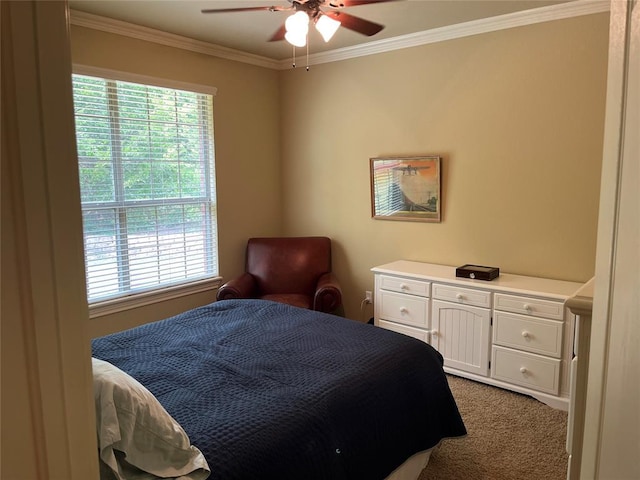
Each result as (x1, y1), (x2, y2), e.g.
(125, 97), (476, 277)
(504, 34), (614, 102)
(70, 26), (283, 335)
(4, 4), (635, 480)
(71, 13), (609, 328)
(280, 14), (609, 318)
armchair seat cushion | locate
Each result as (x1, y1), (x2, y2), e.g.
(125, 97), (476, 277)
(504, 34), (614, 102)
(261, 294), (312, 310)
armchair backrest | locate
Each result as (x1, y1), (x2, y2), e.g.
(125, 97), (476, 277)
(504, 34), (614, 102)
(246, 237), (332, 296)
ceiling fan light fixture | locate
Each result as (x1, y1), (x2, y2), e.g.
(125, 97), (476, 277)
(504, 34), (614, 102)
(285, 30), (307, 47)
(285, 11), (309, 47)
(315, 14), (341, 42)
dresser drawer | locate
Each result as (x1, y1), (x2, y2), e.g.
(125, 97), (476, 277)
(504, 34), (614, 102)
(493, 312), (563, 358)
(494, 293), (564, 320)
(491, 346), (560, 395)
(378, 291), (428, 328)
(432, 283), (491, 308)
(379, 275), (430, 298)
(378, 320), (430, 344)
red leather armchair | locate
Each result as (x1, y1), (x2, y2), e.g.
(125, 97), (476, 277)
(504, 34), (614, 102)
(216, 237), (343, 314)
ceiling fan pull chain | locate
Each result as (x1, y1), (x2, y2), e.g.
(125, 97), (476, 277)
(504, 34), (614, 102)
(292, 44), (296, 68)
(306, 37), (310, 71)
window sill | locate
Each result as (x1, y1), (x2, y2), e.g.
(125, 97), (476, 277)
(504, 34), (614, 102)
(89, 277), (223, 319)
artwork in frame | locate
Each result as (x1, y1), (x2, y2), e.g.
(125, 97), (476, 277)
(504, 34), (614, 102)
(370, 155), (442, 222)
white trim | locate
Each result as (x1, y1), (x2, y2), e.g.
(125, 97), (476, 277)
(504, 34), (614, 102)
(4, 2), (100, 477)
(89, 276), (223, 318)
(73, 64), (218, 96)
(295, 0), (611, 68)
(583, 1), (638, 478)
(69, 9), (281, 70)
(70, 0), (609, 71)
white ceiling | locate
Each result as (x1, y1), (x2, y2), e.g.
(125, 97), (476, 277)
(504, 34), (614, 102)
(68, 0), (576, 61)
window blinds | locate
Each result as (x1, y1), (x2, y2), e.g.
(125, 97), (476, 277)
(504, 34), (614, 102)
(72, 74), (218, 302)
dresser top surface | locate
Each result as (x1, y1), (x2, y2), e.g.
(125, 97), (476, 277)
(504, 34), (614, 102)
(372, 260), (584, 299)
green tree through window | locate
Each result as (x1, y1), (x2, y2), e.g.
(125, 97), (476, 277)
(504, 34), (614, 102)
(72, 74), (218, 302)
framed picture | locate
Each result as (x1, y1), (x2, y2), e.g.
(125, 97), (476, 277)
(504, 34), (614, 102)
(370, 155), (442, 222)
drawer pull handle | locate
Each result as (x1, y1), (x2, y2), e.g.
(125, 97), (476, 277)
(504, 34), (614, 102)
(399, 307), (409, 314)
(456, 293), (464, 301)
(519, 367), (528, 375)
(400, 283), (409, 290)
(521, 331), (531, 339)
(523, 303), (532, 312)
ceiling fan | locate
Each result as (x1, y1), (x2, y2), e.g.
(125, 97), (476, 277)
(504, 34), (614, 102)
(201, 0), (398, 47)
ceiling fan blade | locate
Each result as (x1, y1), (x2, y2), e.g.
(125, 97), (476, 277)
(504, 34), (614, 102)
(323, 10), (384, 36)
(268, 24), (287, 42)
(201, 6), (288, 14)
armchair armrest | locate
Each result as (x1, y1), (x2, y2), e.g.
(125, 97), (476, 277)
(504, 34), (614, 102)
(313, 272), (343, 314)
(216, 272), (258, 301)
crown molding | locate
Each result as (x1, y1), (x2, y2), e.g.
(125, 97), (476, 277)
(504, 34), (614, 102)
(70, 0), (609, 72)
(289, 0), (610, 68)
(69, 10), (281, 70)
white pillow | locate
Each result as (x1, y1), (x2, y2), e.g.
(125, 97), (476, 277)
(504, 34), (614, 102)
(92, 358), (211, 480)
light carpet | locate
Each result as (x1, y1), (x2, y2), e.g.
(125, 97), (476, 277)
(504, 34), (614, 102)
(419, 375), (568, 480)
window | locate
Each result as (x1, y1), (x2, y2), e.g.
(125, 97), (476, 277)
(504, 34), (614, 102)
(72, 72), (218, 303)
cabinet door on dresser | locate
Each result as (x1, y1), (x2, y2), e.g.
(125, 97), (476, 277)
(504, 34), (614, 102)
(431, 300), (491, 377)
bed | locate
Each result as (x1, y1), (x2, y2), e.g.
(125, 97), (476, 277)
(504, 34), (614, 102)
(92, 299), (466, 480)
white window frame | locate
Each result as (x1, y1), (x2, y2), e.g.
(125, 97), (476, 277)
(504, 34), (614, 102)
(73, 65), (222, 317)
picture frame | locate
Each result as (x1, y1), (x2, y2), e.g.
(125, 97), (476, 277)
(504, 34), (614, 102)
(370, 155), (442, 222)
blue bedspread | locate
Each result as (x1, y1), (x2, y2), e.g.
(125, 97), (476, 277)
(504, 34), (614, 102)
(92, 299), (466, 480)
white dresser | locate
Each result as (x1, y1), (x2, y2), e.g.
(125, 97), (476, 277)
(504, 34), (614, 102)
(372, 261), (584, 410)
